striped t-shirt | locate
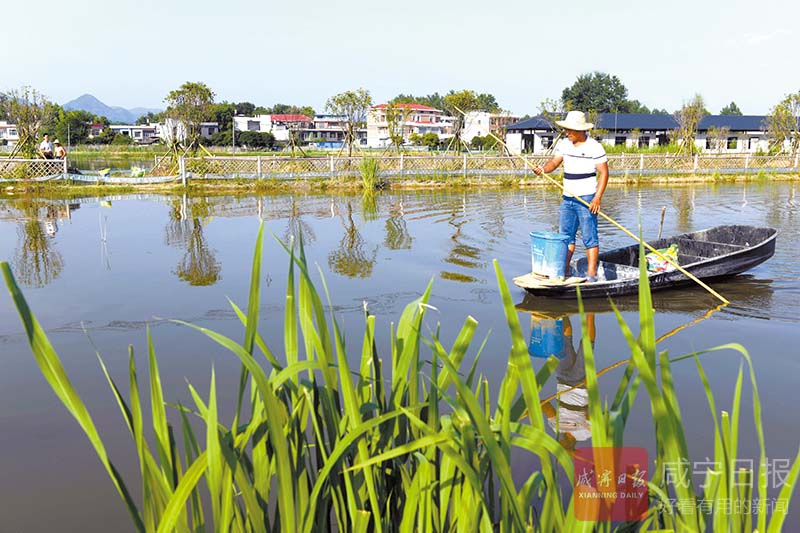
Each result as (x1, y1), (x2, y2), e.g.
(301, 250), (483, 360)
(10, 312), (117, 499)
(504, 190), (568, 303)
(554, 137), (608, 196)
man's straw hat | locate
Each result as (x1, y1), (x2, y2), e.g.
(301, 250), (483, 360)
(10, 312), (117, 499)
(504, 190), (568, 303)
(53, 139), (61, 144)
(555, 111), (594, 131)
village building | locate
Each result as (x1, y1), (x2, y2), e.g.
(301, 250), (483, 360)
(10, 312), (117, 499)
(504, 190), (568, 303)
(268, 114), (315, 144)
(0, 121), (20, 146)
(88, 123), (105, 139)
(156, 119), (219, 144)
(298, 115), (367, 148)
(695, 115), (771, 153)
(233, 114), (312, 143)
(233, 114), (272, 133)
(505, 113), (783, 155)
(366, 103), (448, 148)
(460, 111), (521, 144)
(108, 124), (159, 143)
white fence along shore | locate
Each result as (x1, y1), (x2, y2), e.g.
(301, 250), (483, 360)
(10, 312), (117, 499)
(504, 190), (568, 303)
(1, 153), (799, 184)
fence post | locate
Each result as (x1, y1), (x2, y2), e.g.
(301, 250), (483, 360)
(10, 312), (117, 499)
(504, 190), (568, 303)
(462, 154), (467, 179)
(329, 155), (334, 177)
(693, 154), (698, 172)
(257, 156), (262, 177)
(795, 152), (799, 170)
(180, 156), (186, 186)
(400, 153), (404, 177)
(745, 153), (750, 170)
(62, 158), (68, 178)
(621, 152), (625, 170)
(639, 154), (644, 172)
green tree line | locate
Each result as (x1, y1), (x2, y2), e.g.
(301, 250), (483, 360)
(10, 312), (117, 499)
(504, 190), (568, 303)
(3, 76), (800, 155)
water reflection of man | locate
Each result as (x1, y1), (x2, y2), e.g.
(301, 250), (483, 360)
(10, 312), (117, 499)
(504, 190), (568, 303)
(44, 205), (59, 237)
(541, 313), (595, 452)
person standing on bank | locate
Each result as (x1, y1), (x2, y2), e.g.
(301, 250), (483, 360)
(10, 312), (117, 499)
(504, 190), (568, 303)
(532, 111), (609, 282)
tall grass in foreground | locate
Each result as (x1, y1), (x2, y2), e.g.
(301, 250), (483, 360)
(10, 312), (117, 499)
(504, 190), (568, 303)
(2, 226), (800, 532)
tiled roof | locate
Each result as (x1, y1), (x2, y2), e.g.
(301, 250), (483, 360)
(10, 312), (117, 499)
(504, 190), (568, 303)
(271, 114), (312, 122)
(507, 113), (770, 132)
(595, 113), (677, 130)
(374, 103), (439, 111)
(505, 116), (559, 130)
(698, 115), (767, 131)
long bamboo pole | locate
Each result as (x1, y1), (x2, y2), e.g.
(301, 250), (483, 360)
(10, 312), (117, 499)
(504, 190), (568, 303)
(453, 106), (729, 305)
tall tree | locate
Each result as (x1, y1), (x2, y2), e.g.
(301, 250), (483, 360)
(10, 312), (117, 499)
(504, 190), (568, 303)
(626, 99), (651, 114)
(270, 103), (315, 117)
(325, 88), (372, 156)
(720, 101), (743, 115)
(135, 111), (161, 125)
(54, 109), (96, 145)
(213, 102), (236, 132)
(236, 101), (256, 116)
(765, 91), (800, 155)
(391, 93), (446, 110)
(443, 89), (481, 149)
(392, 91), (501, 113)
(706, 126), (731, 152)
(674, 94), (708, 155)
(164, 81), (216, 151)
(475, 93), (502, 113)
(383, 103), (412, 153)
(537, 97), (565, 128)
(0, 93), (8, 120)
(2, 86), (57, 157)
(561, 72), (631, 113)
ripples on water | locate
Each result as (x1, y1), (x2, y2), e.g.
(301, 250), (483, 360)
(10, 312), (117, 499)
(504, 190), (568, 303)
(0, 182), (798, 530)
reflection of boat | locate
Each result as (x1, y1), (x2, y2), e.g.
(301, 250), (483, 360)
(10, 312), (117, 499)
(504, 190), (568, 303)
(516, 275), (775, 319)
(514, 225), (777, 299)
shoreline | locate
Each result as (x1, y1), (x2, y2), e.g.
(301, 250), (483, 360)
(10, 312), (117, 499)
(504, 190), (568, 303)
(1, 172), (797, 199)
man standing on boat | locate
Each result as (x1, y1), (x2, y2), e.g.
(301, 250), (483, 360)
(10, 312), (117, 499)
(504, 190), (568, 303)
(532, 111), (609, 282)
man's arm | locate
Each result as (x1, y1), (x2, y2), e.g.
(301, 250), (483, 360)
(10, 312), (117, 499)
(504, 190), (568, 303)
(533, 155), (563, 175)
(588, 161), (609, 214)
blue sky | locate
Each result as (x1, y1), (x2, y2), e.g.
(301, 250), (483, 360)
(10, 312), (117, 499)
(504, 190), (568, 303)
(2, 0), (797, 115)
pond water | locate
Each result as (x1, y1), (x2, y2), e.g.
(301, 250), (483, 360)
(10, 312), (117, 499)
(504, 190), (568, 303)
(65, 152), (158, 173)
(0, 182), (798, 530)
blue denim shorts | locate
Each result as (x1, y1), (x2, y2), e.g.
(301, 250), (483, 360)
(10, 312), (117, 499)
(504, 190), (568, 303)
(560, 194), (599, 248)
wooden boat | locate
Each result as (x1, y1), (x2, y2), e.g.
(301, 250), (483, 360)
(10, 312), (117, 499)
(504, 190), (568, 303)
(514, 225), (777, 299)
(515, 275), (775, 317)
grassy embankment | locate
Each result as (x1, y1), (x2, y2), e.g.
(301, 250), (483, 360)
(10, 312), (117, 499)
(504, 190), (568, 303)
(2, 225), (799, 532)
(1, 171), (796, 200)
(3, 145), (798, 196)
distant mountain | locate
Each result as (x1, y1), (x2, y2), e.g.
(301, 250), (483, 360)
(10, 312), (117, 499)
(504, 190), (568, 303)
(62, 94), (161, 124)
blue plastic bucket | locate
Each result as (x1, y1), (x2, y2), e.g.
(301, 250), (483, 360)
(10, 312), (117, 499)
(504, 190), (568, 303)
(530, 231), (570, 279)
(528, 318), (565, 359)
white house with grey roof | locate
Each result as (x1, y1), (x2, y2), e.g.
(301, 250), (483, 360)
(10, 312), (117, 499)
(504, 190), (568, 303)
(505, 113), (781, 154)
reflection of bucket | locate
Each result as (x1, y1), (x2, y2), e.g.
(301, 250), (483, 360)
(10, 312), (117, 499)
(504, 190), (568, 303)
(528, 318), (565, 359)
(530, 231), (570, 279)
